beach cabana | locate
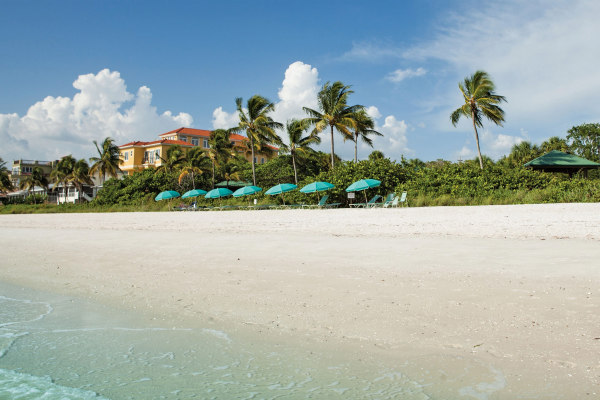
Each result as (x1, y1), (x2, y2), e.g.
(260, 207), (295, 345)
(524, 150), (600, 177)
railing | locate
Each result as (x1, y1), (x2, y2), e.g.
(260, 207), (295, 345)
(13, 160), (55, 166)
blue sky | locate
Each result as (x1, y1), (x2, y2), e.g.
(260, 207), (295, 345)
(2, 0), (599, 163)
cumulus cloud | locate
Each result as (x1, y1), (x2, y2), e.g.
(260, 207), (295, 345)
(365, 106), (382, 120)
(386, 67), (427, 83)
(212, 106), (240, 130)
(481, 130), (526, 158)
(212, 61), (320, 132)
(0, 69), (192, 161)
(362, 106), (411, 157)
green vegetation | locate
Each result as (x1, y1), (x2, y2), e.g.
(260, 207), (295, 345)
(0, 157), (14, 193)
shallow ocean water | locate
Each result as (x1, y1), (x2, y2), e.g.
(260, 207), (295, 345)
(0, 283), (436, 399)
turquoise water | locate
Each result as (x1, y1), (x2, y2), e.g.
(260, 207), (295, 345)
(0, 283), (434, 399)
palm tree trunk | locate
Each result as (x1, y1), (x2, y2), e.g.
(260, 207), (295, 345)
(191, 171), (195, 189)
(354, 133), (358, 163)
(250, 136), (257, 185)
(292, 152), (298, 185)
(212, 161), (215, 189)
(330, 125), (335, 168)
(471, 111), (484, 170)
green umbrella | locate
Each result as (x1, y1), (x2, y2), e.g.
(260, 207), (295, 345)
(181, 189), (207, 199)
(155, 190), (180, 201)
(300, 181), (335, 203)
(265, 183), (297, 205)
(233, 186), (262, 197)
(205, 188), (233, 199)
(299, 181), (335, 193)
(346, 179), (381, 203)
(346, 179), (381, 192)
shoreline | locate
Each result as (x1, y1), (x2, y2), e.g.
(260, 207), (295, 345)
(1, 203), (599, 397)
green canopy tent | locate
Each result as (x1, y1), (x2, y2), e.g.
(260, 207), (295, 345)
(524, 150), (600, 177)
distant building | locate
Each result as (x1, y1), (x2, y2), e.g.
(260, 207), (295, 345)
(118, 127), (278, 176)
(8, 158), (104, 204)
(10, 159), (57, 188)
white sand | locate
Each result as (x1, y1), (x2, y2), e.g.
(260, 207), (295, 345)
(1, 203), (599, 397)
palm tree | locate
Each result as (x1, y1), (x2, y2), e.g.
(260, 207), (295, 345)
(541, 136), (570, 153)
(19, 166), (48, 204)
(158, 145), (185, 173)
(89, 137), (123, 184)
(303, 81), (363, 168)
(350, 108), (382, 162)
(450, 70), (506, 170)
(178, 147), (211, 188)
(0, 157), (14, 193)
(222, 162), (242, 188)
(68, 159), (94, 202)
(51, 155), (76, 202)
(233, 95), (283, 185)
(205, 129), (236, 188)
(280, 119), (320, 184)
(504, 141), (540, 167)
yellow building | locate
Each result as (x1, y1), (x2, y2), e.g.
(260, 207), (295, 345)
(119, 127), (278, 176)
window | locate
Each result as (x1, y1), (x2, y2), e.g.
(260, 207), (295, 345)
(181, 137), (187, 142)
(261, 158), (265, 164)
(254, 157), (257, 163)
(191, 138), (199, 146)
(203, 139), (209, 148)
(123, 152), (129, 161)
(12, 167), (19, 175)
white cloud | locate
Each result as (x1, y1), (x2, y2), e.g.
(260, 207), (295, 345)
(212, 61), (320, 133)
(365, 106), (382, 120)
(455, 146), (475, 161)
(0, 69), (192, 161)
(361, 109), (411, 158)
(212, 106), (240, 130)
(380, 115), (409, 151)
(272, 61), (319, 125)
(386, 67), (426, 83)
(480, 130), (526, 158)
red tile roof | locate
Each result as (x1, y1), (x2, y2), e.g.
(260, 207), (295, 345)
(120, 128), (279, 151)
(159, 127), (212, 137)
(119, 139), (194, 148)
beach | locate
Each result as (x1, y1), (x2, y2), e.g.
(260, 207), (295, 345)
(1, 203), (599, 398)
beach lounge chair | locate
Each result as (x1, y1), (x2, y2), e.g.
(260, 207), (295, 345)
(399, 191), (408, 207)
(350, 195), (382, 208)
(377, 193), (395, 208)
(303, 194), (329, 209)
(383, 195), (398, 208)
